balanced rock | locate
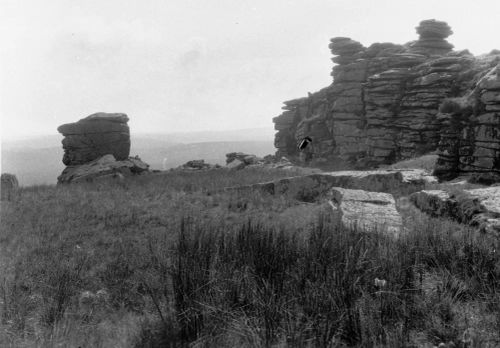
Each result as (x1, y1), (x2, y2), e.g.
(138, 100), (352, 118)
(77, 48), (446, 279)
(57, 154), (150, 184)
(58, 113), (130, 165)
(1, 173), (19, 201)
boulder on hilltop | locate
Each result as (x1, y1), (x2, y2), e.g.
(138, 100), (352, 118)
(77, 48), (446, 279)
(58, 112), (130, 165)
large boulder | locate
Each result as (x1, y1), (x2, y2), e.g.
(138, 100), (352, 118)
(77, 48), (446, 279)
(328, 187), (403, 236)
(57, 154), (150, 184)
(58, 113), (130, 165)
(1, 173), (19, 201)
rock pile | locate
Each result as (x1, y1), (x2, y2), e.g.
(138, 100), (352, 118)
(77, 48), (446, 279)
(58, 112), (130, 165)
(272, 19), (499, 179)
(177, 160), (220, 171)
(1, 173), (19, 201)
(225, 152), (264, 170)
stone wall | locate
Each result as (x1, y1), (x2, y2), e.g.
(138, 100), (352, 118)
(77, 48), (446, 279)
(273, 19), (500, 178)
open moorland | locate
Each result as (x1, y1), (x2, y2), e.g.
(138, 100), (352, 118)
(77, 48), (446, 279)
(2, 166), (500, 348)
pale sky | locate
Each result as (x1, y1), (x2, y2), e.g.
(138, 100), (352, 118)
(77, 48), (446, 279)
(1, 0), (499, 140)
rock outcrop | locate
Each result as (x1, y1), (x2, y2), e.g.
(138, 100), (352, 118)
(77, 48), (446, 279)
(273, 19), (500, 179)
(1, 173), (19, 201)
(57, 113), (150, 184)
(58, 113), (131, 165)
(410, 187), (500, 235)
(328, 187), (403, 236)
(57, 154), (149, 184)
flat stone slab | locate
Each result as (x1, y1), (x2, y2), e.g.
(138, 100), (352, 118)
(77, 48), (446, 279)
(328, 187), (403, 236)
(410, 186), (500, 234)
(225, 169), (437, 201)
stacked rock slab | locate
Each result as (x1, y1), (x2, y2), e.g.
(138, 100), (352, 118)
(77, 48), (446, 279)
(58, 112), (131, 165)
(272, 19), (499, 178)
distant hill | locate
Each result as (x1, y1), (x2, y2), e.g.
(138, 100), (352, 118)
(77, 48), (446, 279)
(1, 128), (276, 186)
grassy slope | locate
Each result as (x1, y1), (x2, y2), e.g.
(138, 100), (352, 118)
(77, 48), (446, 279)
(1, 168), (500, 347)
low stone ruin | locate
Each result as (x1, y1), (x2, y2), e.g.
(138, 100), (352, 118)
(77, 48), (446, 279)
(273, 19), (500, 180)
(57, 113), (150, 184)
(411, 186), (500, 235)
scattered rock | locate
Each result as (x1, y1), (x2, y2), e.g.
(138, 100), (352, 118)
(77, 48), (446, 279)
(58, 112), (130, 166)
(1, 173), (19, 201)
(57, 154), (150, 184)
(180, 159), (218, 170)
(328, 187), (403, 236)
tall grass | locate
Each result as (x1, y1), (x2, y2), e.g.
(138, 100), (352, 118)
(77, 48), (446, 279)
(1, 168), (499, 347)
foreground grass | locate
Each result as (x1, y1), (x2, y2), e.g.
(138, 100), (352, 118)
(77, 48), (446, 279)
(1, 167), (499, 347)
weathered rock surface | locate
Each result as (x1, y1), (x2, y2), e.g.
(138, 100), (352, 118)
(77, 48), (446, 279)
(58, 113), (130, 165)
(328, 187), (403, 236)
(1, 173), (19, 201)
(225, 169), (437, 201)
(273, 19), (499, 179)
(410, 187), (500, 234)
(434, 64), (500, 180)
(57, 154), (150, 184)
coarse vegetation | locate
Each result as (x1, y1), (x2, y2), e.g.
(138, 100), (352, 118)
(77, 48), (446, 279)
(1, 167), (499, 347)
